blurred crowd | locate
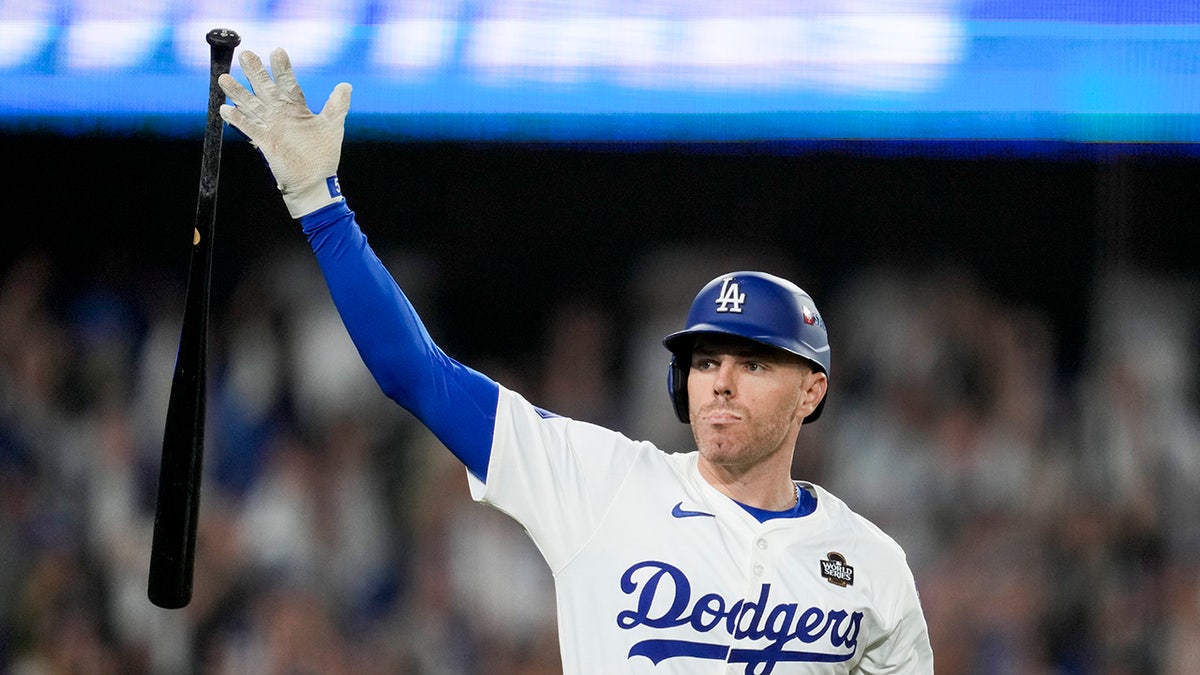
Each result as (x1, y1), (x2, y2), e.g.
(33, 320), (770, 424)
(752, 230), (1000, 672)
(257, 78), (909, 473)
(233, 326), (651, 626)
(1, 239), (1198, 674)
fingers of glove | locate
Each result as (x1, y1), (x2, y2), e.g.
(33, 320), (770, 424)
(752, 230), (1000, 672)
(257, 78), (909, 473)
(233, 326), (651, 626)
(218, 73), (270, 123)
(219, 104), (267, 147)
(318, 82), (353, 127)
(269, 48), (310, 110)
(238, 50), (281, 104)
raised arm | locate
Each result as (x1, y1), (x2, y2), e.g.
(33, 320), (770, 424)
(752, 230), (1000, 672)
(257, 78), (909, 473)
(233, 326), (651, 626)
(219, 48), (498, 479)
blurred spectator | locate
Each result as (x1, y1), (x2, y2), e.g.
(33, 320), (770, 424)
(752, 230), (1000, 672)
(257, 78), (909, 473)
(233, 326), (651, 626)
(1077, 271), (1200, 562)
(820, 267), (1053, 572)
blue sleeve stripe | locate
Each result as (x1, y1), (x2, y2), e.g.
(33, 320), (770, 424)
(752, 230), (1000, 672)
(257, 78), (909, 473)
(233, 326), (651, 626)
(299, 202), (498, 480)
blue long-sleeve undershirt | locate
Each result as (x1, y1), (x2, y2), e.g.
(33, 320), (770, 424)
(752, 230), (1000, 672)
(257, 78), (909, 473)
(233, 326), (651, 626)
(299, 201), (499, 480)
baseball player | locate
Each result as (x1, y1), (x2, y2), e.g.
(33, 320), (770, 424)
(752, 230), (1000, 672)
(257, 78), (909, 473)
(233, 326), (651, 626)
(219, 48), (933, 674)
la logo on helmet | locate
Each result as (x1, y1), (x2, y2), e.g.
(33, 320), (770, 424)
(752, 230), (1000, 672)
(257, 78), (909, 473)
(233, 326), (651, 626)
(715, 278), (746, 313)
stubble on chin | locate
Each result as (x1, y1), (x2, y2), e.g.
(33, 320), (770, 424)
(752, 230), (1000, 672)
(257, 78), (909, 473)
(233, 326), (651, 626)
(692, 418), (755, 468)
(691, 403), (797, 471)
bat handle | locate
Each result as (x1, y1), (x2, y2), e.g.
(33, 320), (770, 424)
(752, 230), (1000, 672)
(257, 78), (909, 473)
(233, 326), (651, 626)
(198, 30), (240, 201)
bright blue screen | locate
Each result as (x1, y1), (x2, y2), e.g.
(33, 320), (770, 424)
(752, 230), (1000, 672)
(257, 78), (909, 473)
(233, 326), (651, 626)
(3, 1), (1199, 146)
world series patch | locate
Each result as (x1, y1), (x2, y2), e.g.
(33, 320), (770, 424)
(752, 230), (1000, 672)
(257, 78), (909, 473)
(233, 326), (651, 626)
(820, 552), (854, 587)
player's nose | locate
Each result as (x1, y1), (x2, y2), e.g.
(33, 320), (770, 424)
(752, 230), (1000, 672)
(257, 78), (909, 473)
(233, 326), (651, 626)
(711, 360), (736, 398)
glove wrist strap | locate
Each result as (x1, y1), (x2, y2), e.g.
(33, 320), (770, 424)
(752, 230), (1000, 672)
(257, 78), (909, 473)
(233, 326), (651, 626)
(283, 176), (343, 219)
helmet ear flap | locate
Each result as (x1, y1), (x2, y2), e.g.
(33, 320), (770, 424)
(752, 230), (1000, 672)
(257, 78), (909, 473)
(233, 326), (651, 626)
(667, 353), (689, 423)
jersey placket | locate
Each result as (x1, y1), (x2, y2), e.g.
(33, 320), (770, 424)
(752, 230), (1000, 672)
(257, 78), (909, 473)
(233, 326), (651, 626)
(722, 520), (783, 673)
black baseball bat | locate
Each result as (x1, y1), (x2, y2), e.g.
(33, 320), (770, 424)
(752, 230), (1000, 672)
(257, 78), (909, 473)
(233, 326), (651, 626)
(148, 27), (240, 610)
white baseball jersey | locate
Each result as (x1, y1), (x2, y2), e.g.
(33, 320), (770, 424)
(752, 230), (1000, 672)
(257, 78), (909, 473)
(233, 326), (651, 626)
(469, 387), (933, 674)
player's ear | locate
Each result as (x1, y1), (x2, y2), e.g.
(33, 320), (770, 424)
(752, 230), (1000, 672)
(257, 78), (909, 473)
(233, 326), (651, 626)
(798, 370), (828, 421)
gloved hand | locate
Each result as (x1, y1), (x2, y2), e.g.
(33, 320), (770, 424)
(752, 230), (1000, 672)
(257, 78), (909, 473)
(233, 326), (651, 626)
(218, 48), (352, 218)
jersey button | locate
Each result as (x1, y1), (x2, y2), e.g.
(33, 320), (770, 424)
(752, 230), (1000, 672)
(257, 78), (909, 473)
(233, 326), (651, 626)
(753, 564), (764, 577)
(756, 538), (768, 550)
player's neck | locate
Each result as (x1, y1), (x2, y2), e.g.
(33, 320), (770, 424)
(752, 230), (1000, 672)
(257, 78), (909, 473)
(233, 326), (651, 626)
(697, 454), (798, 511)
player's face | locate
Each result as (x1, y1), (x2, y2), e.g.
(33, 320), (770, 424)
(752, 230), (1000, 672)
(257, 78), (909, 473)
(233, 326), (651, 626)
(687, 335), (826, 473)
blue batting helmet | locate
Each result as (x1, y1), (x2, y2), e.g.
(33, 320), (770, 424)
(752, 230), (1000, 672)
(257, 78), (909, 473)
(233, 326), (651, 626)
(662, 271), (831, 423)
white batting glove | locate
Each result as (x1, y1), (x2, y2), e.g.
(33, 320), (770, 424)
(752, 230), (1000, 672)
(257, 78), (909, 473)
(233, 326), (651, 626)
(218, 48), (352, 219)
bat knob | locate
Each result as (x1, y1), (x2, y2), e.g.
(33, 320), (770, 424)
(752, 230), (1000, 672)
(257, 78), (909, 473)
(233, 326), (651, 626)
(206, 28), (241, 49)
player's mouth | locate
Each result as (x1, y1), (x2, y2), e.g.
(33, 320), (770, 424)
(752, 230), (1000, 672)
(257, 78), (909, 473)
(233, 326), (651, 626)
(700, 405), (744, 425)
